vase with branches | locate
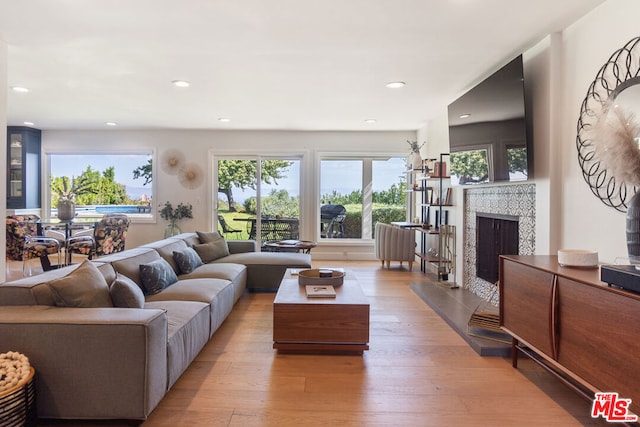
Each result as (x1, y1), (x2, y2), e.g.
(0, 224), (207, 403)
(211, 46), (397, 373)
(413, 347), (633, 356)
(407, 140), (426, 170)
(159, 202), (193, 237)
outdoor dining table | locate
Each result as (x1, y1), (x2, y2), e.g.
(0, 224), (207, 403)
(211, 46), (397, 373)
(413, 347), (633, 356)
(233, 217), (299, 241)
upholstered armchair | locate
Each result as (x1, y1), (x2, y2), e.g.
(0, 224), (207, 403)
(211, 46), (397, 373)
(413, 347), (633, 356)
(6, 215), (61, 276)
(66, 214), (131, 263)
(374, 222), (416, 271)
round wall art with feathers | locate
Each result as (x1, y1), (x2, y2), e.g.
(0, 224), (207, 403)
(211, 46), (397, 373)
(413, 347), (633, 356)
(178, 162), (204, 189)
(576, 36), (640, 212)
(161, 149), (185, 175)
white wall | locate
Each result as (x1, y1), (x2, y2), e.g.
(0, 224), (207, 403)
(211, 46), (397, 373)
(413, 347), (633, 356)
(558, 0), (640, 262)
(43, 129), (415, 259)
(423, 0), (640, 268)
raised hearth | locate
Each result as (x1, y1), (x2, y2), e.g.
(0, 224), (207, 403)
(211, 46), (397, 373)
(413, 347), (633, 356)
(410, 280), (511, 357)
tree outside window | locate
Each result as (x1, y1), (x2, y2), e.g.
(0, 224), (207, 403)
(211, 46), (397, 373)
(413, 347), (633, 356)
(49, 153), (153, 216)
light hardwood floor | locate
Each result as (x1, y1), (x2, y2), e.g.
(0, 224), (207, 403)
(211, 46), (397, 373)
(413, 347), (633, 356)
(8, 260), (606, 426)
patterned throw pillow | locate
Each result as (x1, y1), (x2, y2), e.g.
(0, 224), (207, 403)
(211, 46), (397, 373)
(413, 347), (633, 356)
(139, 259), (179, 295)
(173, 247), (203, 274)
(110, 273), (145, 308)
(47, 260), (114, 308)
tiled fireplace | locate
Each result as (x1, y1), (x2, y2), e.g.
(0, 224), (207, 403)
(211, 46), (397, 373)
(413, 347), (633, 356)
(462, 183), (536, 303)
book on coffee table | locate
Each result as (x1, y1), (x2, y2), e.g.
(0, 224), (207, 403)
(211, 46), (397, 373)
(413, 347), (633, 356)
(305, 285), (336, 298)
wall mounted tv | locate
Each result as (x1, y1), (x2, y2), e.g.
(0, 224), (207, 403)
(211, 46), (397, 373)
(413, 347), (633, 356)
(447, 54), (532, 185)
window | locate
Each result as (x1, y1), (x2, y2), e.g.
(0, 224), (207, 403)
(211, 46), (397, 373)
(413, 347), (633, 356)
(47, 152), (154, 218)
(215, 157), (301, 245)
(319, 156), (407, 240)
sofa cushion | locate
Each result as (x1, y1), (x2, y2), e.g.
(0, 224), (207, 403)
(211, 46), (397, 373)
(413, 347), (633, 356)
(173, 247), (203, 274)
(47, 260), (114, 308)
(145, 278), (236, 337)
(179, 262), (246, 282)
(110, 274), (145, 308)
(193, 238), (229, 263)
(102, 247), (161, 287)
(141, 238), (188, 274)
(139, 258), (179, 295)
(145, 300), (209, 388)
(196, 230), (222, 243)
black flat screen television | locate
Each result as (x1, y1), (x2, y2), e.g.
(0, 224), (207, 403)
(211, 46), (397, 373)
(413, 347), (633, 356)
(447, 55), (532, 185)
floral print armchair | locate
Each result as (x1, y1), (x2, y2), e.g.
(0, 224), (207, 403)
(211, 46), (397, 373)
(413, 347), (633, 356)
(6, 215), (61, 275)
(67, 214), (131, 261)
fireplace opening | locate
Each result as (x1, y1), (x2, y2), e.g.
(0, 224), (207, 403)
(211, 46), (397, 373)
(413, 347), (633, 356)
(476, 213), (519, 284)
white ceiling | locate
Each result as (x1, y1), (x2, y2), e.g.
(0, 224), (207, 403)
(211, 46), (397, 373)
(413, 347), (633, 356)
(0, 0), (605, 131)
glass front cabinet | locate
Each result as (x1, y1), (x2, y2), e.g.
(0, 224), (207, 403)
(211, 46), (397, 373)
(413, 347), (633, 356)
(7, 126), (41, 209)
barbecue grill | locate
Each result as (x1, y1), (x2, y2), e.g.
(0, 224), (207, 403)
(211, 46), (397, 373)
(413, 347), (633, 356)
(320, 204), (346, 238)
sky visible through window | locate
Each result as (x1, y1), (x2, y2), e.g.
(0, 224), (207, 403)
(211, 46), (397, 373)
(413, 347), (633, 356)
(50, 154), (152, 201)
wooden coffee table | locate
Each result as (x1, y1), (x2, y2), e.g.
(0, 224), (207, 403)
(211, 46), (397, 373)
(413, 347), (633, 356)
(273, 269), (370, 354)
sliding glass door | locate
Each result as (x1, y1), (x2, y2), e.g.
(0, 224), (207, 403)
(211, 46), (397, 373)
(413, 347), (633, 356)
(215, 157), (300, 247)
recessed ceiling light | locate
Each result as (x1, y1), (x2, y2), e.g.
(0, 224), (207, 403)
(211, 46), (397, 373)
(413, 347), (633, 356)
(385, 81), (406, 89)
(172, 80), (191, 88)
(218, 117), (231, 122)
(23, 121), (34, 126)
(459, 114), (471, 119)
(11, 86), (30, 93)
(105, 122), (117, 126)
(364, 119), (377, 124)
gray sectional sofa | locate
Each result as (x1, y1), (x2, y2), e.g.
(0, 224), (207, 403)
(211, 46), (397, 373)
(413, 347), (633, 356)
(0, 232), (311, 421)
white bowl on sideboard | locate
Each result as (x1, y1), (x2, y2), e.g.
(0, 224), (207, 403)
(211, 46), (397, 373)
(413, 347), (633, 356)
(557, 249), (599, 268)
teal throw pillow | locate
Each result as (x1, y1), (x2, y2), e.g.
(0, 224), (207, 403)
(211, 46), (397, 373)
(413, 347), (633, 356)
(173, 247), (204, 274)
(139, 258), (179, 295)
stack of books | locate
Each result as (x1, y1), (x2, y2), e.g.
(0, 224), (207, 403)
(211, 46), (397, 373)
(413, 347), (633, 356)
(305, 285), (336, 298)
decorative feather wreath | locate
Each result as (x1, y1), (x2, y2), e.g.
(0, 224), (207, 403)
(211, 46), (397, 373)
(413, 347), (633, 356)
(591, 105), (640, 187)
(161, 149), (185, 175)
(178, 162), (204, 189)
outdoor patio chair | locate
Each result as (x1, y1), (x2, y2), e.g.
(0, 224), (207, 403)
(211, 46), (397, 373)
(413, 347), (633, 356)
(218, 215), (241, 238)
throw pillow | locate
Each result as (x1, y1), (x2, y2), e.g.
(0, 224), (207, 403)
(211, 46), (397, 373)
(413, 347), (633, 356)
(47, 260), (114, 308)
(196, 230), (223, 244)
(193, 237), (229, 263)
(139, 258), (179, 295)
(173, 247), (203, 274)
(110, 274), (145, 308)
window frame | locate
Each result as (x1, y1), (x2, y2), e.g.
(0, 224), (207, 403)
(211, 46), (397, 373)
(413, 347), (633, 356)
(212, 153), (304, 244)
(43, 149), (156, 223)
(317, 152), (408, 241)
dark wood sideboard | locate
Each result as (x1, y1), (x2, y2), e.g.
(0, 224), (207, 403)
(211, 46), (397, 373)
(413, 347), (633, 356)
(499, 255), (640, 416)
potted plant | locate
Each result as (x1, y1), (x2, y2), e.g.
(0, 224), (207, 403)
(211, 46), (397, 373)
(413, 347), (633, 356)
(159, 201), (193, 237)
(407, 140), (425, 170)
(51, 176), (82, 221)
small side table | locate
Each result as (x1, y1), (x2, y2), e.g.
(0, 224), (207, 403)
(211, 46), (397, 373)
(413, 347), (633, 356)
(0, 367), (36, 426)
(264, 240), (317, 254)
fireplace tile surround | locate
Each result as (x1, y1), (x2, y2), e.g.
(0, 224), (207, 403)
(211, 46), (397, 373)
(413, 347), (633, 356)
(463, 183), (536, 303)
